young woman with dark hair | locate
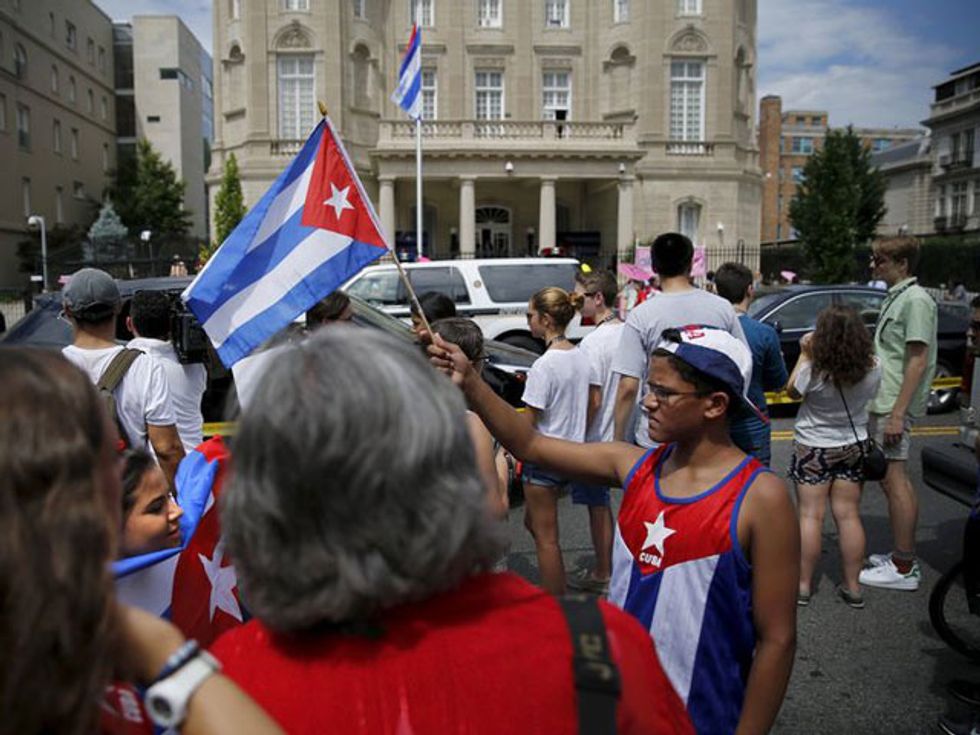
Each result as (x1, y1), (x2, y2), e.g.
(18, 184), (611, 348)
(119, 448), (184, 558)
(787, 305), (882, 608)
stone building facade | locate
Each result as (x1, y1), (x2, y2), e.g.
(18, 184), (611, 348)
(758, 94), (920, 243)
(0, 0), (116, 287)
(209, 0), (762, 267)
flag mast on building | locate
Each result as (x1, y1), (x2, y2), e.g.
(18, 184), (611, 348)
(181, 112), (389, 367)
(391, 22), (423, 260)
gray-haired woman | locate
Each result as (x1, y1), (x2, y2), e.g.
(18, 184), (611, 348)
(212, 329), (668, 734)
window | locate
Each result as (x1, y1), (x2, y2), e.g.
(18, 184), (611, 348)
(347, 271), (403, 305)
(0, 94), (6, 131)
(950, 132), (960, 162)
(952, 182), (968, 221)
(70, 128), (79, 159)
(14, 44), (27, 79)
(66, 21), (76, 50)
(353, 0), (365, 18)
(16, 105), (30, 149)
(230, 0), (241, 18)
(55, 186), (64, 223)
(871, 138), (891, 153)
(86, 89), (94, 114)
(791, 136), (814, 154)
(614, 0), (629, 22)
(68, 76), (76, 103)
(936, 185), (946, 217)
(545, 0), (568, 27)
(284, 0), (310, 9)
(102, 143), (110, 172)
(975, 180), (980, 216)
(51, 65), (59, 93)
(478, 0), (501, 27)
(421, 68), (437, 120)
(410, 0), (433, 27)
(811, 115), (822, 126)
(964, 129), (976, 164)
(147, 115), (161, 123)
(542, 71), (571, 120)
(278, 55), (315, 138)
(52, 119), (61, 153)
(478, 263), (578, 302)
(791, 166), (805, 183)
(768, 293), (834, 332)
(87, 38), (94, 64)
(22, 179), (31, 218)
(98, 46), (106, 72)
(408, 268), (471, 305)
(677, 0), (700, 15)
(677, 202), (700, 242)
(101, 96), (108, 120)
(669, 61), (704, 142)
(73, 181), (84, 199)
(475, 70), (504, 120)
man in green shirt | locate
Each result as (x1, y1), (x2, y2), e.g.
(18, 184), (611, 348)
(860, 236), (937, 592)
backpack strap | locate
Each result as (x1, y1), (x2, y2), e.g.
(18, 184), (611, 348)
(557, 593), (621, 735)
(97, 348), (143, 394)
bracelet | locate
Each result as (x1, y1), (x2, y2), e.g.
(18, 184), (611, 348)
(152, 639), (201, 684)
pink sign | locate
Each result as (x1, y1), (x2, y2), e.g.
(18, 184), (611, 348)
(691, 247), (707, 278)
(634, 245), (652, 272)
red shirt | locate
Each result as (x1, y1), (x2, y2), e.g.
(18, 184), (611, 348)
(212, 572), (686, 734)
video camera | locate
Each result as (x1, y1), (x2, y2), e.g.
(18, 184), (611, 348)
(167, 295), (209, 364)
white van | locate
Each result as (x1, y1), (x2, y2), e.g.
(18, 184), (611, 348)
(342, 257), (590, 352)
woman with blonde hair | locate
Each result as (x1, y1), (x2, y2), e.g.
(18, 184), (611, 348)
(521, 287), (599, 594)
(787, 305), (882, 608)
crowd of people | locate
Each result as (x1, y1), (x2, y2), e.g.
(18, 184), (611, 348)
(0, 230), (962, 733)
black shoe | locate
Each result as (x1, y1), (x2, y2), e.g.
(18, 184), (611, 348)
(939, 713), (980, 735)
(949, 679), (980, 708)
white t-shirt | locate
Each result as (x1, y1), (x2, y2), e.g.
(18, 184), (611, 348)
(521, 347), (593, 442)
(62, 344), (176, 451)
(128, 337), (207, 453)
(578, 321), (623, 442)
(793, 358), (883, 447)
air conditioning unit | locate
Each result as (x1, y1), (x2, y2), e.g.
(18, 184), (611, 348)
(939, 154), (952, 167)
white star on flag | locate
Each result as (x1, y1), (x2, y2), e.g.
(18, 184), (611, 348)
(323, 182), (354, 220)
(642, 511), (676, 557)
(198, 542), (244, 623)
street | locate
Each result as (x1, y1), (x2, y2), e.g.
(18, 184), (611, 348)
(501, 411), (975, 734)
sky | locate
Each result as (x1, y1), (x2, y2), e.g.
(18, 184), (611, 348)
(95, 0), (980, 130)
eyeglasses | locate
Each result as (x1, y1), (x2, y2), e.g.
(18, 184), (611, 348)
(646, 383), (706, 404)
(870, 253), (890, 265)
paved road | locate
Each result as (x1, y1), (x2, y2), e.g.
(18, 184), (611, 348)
(500, 412), (975, 734)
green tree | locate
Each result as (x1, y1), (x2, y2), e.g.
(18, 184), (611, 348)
(110, 138), (192, 241)
(788, 126), (886, 283)
(88, 200), (130, 262)
(213, 153), (246, 248)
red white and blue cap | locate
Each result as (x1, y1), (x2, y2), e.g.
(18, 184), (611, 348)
(656, 325), (768, 423)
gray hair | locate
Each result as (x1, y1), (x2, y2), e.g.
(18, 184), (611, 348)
(222, 328), (506, 633)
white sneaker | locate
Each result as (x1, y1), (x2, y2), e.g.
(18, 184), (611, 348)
(859, 559), (921, 591)
(867, 552), (891, 567)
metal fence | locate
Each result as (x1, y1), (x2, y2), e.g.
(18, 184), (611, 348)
(615, 242), (762, 286)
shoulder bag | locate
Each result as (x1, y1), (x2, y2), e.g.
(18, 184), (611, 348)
(838, 383), (887, 482)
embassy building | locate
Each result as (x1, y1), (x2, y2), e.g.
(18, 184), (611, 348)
(209, 0), (761, 265)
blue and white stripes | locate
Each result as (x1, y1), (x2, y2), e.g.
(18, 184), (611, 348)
(391, 24), (422, 120)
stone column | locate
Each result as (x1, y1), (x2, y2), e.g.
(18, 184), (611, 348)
(617, 175), (635, 255)
(459, 177), (475, 259)
(379, 176), (395, 246)
(538, 177), (556, 253)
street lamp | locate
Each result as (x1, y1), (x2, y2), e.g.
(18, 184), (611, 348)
(26, 215), (48, 292)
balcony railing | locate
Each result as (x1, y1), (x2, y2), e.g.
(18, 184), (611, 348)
(270, 139), (304, 157)
(666, 141), (715, 156)
(378, 119), (635, 145)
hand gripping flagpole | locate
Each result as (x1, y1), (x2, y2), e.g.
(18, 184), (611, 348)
(317, 101), (433, 339)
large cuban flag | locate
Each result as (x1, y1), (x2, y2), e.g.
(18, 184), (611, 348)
(114, 437), (244, 649)
(183, 116), (389, 367)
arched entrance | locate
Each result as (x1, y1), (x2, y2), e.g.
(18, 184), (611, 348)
(476, 205), (512, 257)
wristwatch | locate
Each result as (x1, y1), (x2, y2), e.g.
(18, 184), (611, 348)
(145, 649), (221, 728)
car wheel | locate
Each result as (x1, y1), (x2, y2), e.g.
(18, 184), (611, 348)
(928, 360), (959, 414)
(500, 334), (544, 355)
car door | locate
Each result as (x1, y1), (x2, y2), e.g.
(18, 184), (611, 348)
(761, 291), (835, 368)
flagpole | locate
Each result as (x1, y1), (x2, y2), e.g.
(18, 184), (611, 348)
(415, 116), (423, 261)
(317, 100), (433, 337)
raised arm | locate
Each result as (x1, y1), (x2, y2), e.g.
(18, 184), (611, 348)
(430, 336), (642, 488)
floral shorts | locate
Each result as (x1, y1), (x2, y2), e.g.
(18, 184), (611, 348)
(789, 440), (866, 485)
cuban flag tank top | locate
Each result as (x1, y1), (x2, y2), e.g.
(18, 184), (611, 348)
(609, 444), (769, 735)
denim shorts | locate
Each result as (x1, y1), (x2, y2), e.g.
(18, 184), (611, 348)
(570, 484), (611, 507)
(521, 462), (568, 489)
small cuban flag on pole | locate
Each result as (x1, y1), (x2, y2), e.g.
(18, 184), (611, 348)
(391, 22), (425, 262)
(182, 110), (389, 367)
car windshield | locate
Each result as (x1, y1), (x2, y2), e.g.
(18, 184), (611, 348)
(747, 291), (785, 318)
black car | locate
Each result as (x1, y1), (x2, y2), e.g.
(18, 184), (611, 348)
(747, 285), (969, 413)
(0, 277), (537, 420)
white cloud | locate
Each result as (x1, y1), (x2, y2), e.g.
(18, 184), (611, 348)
(95, 0), (213, 55)
(758, 0), (957, 127)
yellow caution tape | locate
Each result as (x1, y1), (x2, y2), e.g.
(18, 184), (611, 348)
(764, 376), (962, 406)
